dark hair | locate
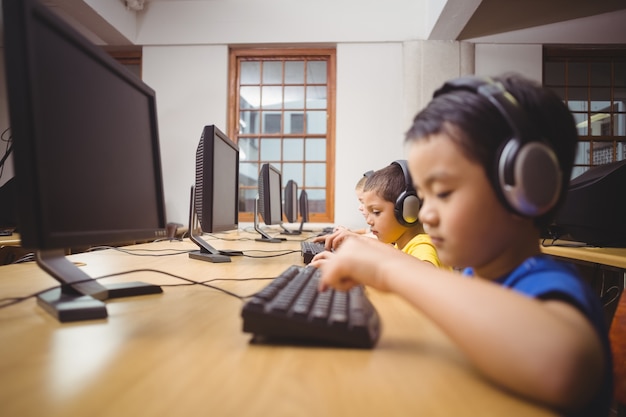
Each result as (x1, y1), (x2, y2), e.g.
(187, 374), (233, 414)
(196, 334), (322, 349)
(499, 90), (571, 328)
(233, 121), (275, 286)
(405, 73), (577, 228)
(363, 163), (405, 204)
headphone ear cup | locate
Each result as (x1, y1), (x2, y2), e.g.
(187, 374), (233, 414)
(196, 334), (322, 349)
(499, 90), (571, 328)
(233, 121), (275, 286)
(391, 159), (421, 226)
(395, 192), (421, 226)
(498, 140), (562, 217)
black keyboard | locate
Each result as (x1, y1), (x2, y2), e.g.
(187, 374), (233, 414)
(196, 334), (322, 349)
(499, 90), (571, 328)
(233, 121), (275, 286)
(241, 265), (381, 348)
(301, 241), (326, 264)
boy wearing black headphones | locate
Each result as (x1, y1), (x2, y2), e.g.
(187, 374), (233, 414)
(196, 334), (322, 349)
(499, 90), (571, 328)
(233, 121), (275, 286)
(311, 74), (612, 416)
(314, 161), (446, 268)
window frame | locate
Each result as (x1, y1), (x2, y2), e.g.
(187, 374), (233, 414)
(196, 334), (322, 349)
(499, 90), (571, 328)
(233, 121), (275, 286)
(543, 45), (626, 176)
(228, 47), (336, 223)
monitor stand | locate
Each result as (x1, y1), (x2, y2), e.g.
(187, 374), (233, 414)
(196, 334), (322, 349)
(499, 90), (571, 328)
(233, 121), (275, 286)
(280, 224), (301, 235)
(187, 186), (241, 262)
(253, 198), (285, 243)
(36, 249), (162, 322)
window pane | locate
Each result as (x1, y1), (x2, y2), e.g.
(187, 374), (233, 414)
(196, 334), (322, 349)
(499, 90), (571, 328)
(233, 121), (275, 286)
(285, 112), (304, 134)
(238, 138), (258, 161)
(282, 162), (303, 184)
(285, 61), (304, 84)
(590, 87), (611, 111)
(307, 189), (326, 214)
(240, 187), (257, 212)
(307, 86), (327, 109)
(306, 138), (326, 160)
(263, 61), (282, 84)
(614, 113), (626, 137)
(305, 162), (326, 187)
(574, 141), (590, 166)
(261, 86), (282, 109)
(572, 113), (588, 136)
(263, 113), (281, 134)
(593, 142), (614, 164)
(590, 112), (611, 136)
(240, 86), (260, 109)
(590, 63), (611, 86)
(569, 62), (588, 85)
(284, 86), (304, 109)
(306, 110), (327, 134)
(239, 111), (259, 134)
(240, 162), (259, 185)
(241, 61), (260, 84)
(616, 63), (626, 87)
(568, 87), (588, 112)
(283, 138), (303, 161)
(544, 62), (565, 85)
(307, 61), (326, 84)
(260, 138), (281, 160)
(618, 141), (626, 160)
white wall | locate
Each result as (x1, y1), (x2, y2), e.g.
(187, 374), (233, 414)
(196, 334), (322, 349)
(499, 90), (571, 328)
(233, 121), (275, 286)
(334, 43), (406, 229)
(475, 44), (542, 82)
(142, 45), (229, 224)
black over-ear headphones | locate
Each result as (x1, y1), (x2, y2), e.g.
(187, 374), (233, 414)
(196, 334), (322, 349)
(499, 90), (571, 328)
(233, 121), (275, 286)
(433, 76), (562, 217)
(391, 160), (421, 226)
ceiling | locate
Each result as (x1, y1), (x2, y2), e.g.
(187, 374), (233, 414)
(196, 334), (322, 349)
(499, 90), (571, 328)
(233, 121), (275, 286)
(457, 0), (626, 40)
(2, 0), (626, 47)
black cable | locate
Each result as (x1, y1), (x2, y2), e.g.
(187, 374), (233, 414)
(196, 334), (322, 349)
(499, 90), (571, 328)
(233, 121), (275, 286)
(86, 245), (194, 256)
(0, 268), (276, 310)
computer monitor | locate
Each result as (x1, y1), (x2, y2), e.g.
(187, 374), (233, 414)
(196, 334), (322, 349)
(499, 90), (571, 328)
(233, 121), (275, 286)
(284, 180), (298, 223)
(280, 179), (301, 235)
(3, 0), (166, 321)
(254, 163), (286, 242)
(298, 189), (311, 233)
(188, 125), (242, 262)
(545, 160), (626, 247)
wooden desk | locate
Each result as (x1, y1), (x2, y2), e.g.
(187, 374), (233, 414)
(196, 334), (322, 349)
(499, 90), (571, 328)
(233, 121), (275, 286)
(541, 241), (626, 270)
(0, 232), (20, 247)
(0, 230), (556, 417)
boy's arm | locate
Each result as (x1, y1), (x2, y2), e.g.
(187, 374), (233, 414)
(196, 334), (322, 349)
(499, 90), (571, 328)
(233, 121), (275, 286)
(313, 236), (605, 413)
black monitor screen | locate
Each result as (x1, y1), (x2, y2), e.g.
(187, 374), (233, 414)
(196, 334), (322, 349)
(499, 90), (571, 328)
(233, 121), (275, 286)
(3, 0), (166, 321)
(188, 125), (241, 263)
(195, 125), (239, 233)
(258, 163), (283, 226)
(5, 0), (166, 250)
(299, 189), (310, 223)
(284, 179), (298, 223)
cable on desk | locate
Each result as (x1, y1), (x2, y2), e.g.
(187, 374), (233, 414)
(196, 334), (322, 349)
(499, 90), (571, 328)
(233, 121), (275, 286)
(0, 268), (277, 310)
(86, 246), (195, 256)
(240, 249), (300, 258)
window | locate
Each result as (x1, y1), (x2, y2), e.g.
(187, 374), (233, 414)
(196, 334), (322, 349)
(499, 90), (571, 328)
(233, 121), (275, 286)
(228, 48), (336, 223)
(544, 46), (626, 178)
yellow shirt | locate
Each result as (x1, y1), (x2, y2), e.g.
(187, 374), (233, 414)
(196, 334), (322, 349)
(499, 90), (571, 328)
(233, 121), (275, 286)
(395, 233), (448, 269)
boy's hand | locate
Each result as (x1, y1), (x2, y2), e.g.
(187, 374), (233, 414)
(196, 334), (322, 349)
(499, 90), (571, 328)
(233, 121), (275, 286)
(311, 235), (397, 292)
(313, 228), (361, 251)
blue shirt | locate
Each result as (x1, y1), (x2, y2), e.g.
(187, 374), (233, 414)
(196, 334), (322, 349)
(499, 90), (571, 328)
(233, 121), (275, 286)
(464, 255), (613, 417)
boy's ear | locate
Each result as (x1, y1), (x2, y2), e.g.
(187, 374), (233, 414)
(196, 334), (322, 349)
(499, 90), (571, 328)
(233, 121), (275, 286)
(391, 160), (421, 226)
